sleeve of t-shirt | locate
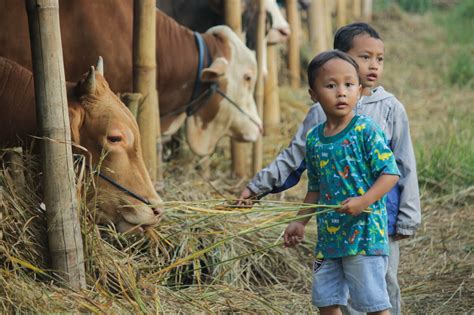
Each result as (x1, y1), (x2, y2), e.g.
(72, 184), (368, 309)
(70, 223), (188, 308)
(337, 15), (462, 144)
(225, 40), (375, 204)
(364, 119), (401, 177)
(306, 128), (320, 192)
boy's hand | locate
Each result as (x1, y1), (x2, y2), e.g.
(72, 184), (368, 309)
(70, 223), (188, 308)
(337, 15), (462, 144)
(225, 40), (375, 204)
(284, 222), (306, 247)
(337, 197), (369, 216)
(236, 187), (256, 206)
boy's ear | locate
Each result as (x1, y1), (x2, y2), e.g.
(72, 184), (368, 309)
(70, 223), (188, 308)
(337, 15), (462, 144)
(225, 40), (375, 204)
(308, 88), (318, 103)
(358, 84), (363, 98)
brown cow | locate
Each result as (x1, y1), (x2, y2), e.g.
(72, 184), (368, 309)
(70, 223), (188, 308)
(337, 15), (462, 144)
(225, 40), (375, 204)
(0, 56), (162, 233)
(0, 1), (262, 156)
(156, 0), (291, 49)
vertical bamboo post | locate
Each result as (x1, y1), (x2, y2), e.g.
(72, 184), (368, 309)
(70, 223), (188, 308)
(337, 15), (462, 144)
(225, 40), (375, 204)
(309, 0), (328, 55)
(120, 92), (142, 120)
(133, 0), (163, 190)
(325, 0), (333, 51)
(362, 0), (373, 21)
(25, 0), (85, 289)
(224, 0), (248, 178)
(286, 0), (301, 88)
(252, 0), (266, 174)
(337, 0), (348, 28)
(224, 0), (242, 32)
(352, 0), (362, 20)
(263, 45), (280, 134)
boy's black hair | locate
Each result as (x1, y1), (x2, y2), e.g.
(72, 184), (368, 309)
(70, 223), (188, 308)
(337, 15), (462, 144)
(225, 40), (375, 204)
(307, 50), (359, 88)
(333, 22), (382, 52)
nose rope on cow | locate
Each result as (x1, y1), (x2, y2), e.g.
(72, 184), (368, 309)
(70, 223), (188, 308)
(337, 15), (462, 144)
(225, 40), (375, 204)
(159, 32), (261, 130)
(73, 155), (152, 206)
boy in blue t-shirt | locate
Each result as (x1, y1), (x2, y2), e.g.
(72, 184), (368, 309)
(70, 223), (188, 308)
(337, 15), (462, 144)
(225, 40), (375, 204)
(284, 50), (400, 315)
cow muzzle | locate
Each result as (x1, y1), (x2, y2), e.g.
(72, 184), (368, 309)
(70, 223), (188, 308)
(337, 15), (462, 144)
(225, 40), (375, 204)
(267, 27), (291, 45)
(115, 202), (163, 234)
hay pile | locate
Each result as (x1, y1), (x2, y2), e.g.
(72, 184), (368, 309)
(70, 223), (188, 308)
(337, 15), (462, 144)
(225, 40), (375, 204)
(0, 148), (323, 313)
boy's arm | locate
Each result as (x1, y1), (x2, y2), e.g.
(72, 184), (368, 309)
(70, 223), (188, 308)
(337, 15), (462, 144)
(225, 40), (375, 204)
(339, 174), (399, 215)
(340, 118), (401, 216)
(283, 191), (319, 247)
(245, 104), (325, 197)
(391, 103), (421, 235)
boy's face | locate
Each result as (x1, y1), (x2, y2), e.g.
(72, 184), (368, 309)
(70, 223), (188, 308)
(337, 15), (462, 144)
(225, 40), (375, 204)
(347, 34), (385, 89)
(309, 58), (362, 119)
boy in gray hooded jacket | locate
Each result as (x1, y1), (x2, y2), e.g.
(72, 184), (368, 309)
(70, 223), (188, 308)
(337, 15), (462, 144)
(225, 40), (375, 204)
(238, 23), (421, 315)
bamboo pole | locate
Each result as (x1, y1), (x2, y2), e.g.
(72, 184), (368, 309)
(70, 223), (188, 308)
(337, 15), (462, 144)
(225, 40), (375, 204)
(224, 0), (248, 178)
(309, 0), (328, 54)
(120, 92), (142, 120)
(25, 0), (85, 289)
(133, 0), (163, 190)
(362, 0), (373, 21)
(252, 0), (266, 174)
(263, 45), (280, 134)
(224, 0), (242, 32)
(337, 0), (347, 28)
(286, 0), (301, 88)
(325, 0), (333, 51)
(352, 0), (362, 20)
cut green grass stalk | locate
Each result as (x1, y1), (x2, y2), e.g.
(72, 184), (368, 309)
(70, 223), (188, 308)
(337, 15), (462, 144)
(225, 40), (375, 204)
(150, 207), (371, 278)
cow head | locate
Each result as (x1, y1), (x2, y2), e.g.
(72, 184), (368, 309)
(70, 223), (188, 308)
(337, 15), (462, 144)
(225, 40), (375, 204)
(185, 26), (262, 156)
(264, 0), (291, 45)
(68, 58), (163, 233)
(242, 0), (291, 49)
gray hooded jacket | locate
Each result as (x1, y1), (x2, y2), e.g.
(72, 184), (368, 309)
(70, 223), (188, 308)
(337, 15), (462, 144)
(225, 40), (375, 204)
(248, 86), (421, 235)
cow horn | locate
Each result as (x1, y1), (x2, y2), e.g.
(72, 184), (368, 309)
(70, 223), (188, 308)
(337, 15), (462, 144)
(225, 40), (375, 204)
(84, 66), (96, 94)
(96, 56), (104, 75)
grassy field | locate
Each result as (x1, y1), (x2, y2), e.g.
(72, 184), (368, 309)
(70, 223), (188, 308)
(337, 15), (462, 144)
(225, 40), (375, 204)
(0, 1), (472, 314)
(372, 2), (473, 313)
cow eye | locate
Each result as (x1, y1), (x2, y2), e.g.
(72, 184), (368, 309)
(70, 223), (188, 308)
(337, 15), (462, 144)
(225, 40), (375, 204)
(107, 135), (122, 143)
(244, 74), (252, 82)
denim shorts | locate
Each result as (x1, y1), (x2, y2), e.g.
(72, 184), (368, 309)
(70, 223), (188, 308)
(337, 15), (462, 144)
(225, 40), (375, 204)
(312, 255), (391, 313)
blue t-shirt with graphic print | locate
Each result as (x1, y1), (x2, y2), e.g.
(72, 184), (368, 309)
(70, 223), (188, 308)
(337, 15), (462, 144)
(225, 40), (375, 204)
(306, 115), (400, 259)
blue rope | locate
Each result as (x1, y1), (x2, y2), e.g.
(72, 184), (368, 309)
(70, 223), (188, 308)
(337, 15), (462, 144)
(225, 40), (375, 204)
(188, 32), (207, 115)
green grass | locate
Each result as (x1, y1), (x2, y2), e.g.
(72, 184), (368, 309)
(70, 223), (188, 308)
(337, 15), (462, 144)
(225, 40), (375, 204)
(416, 0), (474, 200)
(374, 0), (432, 13)
(447, 51), (474, 89)
(438, 0), (474, 88)
(398, 0), (432, 13)
(416, 108), (474, 202)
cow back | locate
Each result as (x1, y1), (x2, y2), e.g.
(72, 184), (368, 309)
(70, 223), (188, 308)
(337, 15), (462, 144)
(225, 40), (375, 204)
(0, 57), (36, 146)
(0, 0), (133, 93)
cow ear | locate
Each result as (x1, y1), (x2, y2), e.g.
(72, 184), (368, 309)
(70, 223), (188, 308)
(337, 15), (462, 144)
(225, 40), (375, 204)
(68, 104), (84, 144)
(201, 57), (228, 82)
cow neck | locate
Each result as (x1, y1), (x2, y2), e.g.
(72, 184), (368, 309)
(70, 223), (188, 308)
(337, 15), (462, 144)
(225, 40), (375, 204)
(155, 9), (225, 116)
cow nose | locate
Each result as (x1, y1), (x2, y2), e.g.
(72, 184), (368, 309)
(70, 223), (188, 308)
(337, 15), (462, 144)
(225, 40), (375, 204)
(151, 206), (163, 216)
(279, 27), (291, 38)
